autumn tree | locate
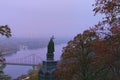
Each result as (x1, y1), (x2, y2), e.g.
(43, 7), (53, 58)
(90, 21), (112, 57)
(93, 0), (120, 25)
(55, 0), (120, 80)
(0, 25), (11, 55)
(93, 0), (120, 79)
(92, 26), (120, 80)
(55, 30), (110, 80)
(0, 25), (11, 80)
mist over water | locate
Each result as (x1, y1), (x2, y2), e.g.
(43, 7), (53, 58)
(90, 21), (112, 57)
(3, 43), (66, 79)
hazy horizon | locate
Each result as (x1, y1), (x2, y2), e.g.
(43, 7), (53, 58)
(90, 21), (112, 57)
(0, 0), (101, 39)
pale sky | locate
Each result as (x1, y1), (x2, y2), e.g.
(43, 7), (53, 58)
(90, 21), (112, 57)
(0, 0), (101, 38)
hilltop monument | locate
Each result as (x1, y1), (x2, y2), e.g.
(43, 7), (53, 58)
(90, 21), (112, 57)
(38, 36), (57, 80)
(47, 36), (54, 60)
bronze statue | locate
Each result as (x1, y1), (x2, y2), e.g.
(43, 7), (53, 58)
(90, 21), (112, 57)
(39, 36), (57, 80)
(47, 36), (55, 60)
(47, 36), (54, 53)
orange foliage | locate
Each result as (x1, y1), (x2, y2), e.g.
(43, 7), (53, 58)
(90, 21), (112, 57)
(55, 0), (120, 80)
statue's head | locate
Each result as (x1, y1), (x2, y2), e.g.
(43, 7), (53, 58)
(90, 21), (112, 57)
(51, 35), (54, 40)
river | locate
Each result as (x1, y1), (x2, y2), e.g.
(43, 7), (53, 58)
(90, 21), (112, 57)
(3, 43), (66, 79)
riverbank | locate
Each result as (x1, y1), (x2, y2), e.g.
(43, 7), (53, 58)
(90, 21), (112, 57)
(15, 64), (42, 80)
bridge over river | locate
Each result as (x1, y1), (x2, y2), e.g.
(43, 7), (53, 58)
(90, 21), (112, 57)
(1, 44), (65, 79)
(1, 54), (43, 66)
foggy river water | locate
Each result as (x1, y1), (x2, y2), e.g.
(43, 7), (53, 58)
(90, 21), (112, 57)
(3, 43), (66, 79)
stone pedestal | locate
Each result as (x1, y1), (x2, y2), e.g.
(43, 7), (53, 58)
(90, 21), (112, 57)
(38, 60), (57, 80)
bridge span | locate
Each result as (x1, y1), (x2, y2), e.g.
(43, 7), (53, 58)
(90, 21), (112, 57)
(0, 54), (43, 66)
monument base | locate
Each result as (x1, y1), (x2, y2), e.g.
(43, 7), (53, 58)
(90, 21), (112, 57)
(38, 60), (58, 80)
